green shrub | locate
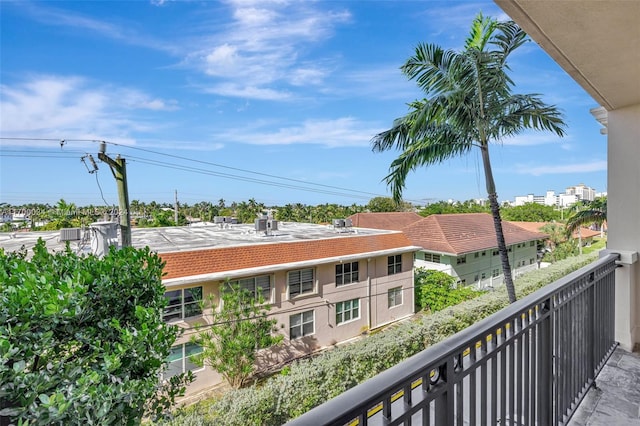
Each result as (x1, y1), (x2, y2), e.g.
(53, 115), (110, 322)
(160, 252), (599, 426)
(414, 268), (482, 312)
(0, 240), (193, 425)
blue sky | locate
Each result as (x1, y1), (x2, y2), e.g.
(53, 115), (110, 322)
(0, 0), (607, 207)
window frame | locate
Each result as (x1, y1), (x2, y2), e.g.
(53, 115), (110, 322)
(387, 254), (402, 275)
(163, 286), (203, 322)
(228, 275), (272, 303)
(336, 261), (359, 286)
(164, 342), (204, 379)
(288, 268), (315, 298)
(336, 298), (360, 325)
(289, 310), (315, 339)
(388, 286), (403, 308)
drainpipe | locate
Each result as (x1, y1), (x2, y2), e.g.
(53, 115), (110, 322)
(367, 258), (372, 330)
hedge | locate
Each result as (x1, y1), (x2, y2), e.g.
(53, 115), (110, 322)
(160, 252), (600, 426)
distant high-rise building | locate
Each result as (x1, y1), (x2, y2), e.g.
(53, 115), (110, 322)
(566, 183), (596, 202)
(512, 184), (597, 207)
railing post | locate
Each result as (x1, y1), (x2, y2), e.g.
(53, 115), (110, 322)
(537, 297), (554, 426)
(434, 361), (455, 425)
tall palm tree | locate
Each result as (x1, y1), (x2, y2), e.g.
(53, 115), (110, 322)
(565, 196), (607, 237)
(371, 13), (566, 303)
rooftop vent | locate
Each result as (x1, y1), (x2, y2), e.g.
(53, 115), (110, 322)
(333, 219), (345, 228)
(59, 228), (82, 242)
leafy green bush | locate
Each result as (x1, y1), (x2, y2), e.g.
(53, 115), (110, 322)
(414, 268), (482, 312)
(160, 252), (599, 426)
(0, 240), (192, 425)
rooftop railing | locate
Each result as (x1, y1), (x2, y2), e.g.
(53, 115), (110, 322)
(287, 253), (619, 426)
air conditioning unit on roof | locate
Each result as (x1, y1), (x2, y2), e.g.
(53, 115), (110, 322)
(60, 228), (82, 241)
(255, 218), (267, 231)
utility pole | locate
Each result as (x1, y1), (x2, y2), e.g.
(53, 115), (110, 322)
(174, 189), (179, 225)
(98, 142), (132, 247)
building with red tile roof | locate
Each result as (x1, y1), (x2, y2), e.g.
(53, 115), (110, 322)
(400, 213), (547, 288)
(347, 212), (423, 231)
(347, 212), (548, 289)
(0, 221), (420, 396)
(153, 221), (420, 395)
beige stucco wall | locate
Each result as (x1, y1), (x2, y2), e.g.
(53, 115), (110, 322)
(607, 103), (640, 351)
(164, 251), (415, 395)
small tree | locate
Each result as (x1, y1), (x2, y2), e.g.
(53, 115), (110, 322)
(0, 240), (192, 425)
(193, 283), (282, 389)
(414, 268), (481, 312)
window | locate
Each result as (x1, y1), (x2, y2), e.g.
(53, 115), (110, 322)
(388, 287), (403, 308)
(229, 275), (271, 302)
(474, 252), (479, 258)
(492, 250), (499, 256)
(336, 299), (360, 324)
(482, 251), (487, 256)
(336, 262), (359, 286)
(530, 241), (535, 247)
(492, 269), (500, 277)
(164, 342), (203, 379)
(288, 268), (315, 297)
(388, 255), (402, 275)
(424, 253), (441, 263)
(474, 275), (479, 282)
(163, 286), (203, 321)
(456, 256), (467, 265)
(481, 273), (486, 279)
(290, 310), (314, 339)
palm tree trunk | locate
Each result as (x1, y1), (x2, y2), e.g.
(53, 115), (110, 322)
(480, 145), (517, 303)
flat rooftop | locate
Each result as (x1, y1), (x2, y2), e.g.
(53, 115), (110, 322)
(0, 221), (398, 255)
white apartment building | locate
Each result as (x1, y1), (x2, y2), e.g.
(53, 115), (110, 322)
(513, 184), (597, 207)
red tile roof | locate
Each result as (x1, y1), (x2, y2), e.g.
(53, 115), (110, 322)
(402, 213), (548, 255)
(159, 233), (415, 280)
(347, 212), (423, 231)
(508, 221), (602, 239)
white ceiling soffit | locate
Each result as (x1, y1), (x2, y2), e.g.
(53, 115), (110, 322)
(495, 0), (640, 111)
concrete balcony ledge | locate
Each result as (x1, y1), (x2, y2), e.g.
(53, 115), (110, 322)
(569, 347), (640, 425)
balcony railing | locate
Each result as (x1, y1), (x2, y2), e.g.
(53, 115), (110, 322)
(287, 253), (619, 426)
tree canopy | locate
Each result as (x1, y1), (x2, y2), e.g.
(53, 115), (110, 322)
(0, 241), (191, 425)
(193, 283), (282, 389)
(501, 203), (561, 222)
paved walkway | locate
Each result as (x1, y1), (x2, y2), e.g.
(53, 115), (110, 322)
(569, 347), (640, 425)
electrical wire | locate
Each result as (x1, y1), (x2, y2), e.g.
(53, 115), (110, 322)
(0, 137), (423, 204)
(94, 172), (111, 207)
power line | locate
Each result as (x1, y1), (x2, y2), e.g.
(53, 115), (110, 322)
(0, 137), (424, 204)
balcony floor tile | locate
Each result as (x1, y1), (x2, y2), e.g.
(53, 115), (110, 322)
(569, 347), (640, 425)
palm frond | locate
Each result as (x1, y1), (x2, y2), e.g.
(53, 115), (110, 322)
(496, 95), (566, 138)
(565, 197), (607, 236)
(383, 126), (474, 202)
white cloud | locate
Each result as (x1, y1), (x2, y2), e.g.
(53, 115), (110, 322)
(0, 75), (178, 145)
(515, 161), (607, 176)
(203, 83), (291, 101)
(17, 2), (178, 54)
(501, 133), (567, 146)
(185, 2), (351, 100)
(215, 117), (379, 148)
